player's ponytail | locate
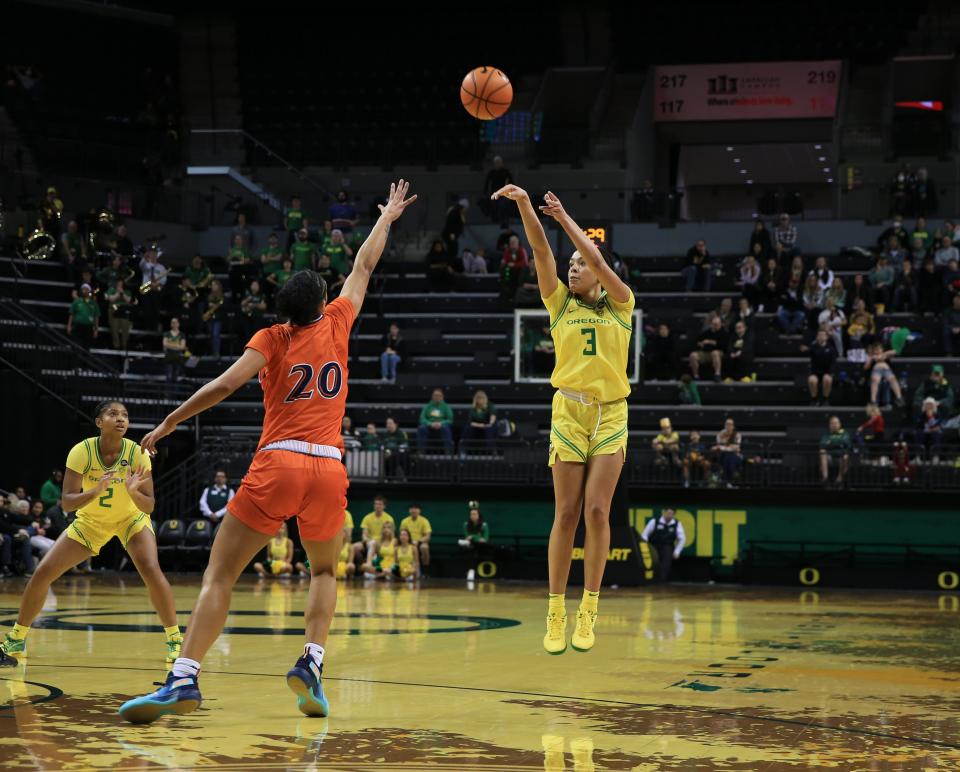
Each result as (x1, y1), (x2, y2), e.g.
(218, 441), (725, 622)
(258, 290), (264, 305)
(277, 270), (327, 326)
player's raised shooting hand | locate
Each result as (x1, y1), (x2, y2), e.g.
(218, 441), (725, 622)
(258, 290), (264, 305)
(377, 179), (417, 224)
(491, 184), (529, 202)
(141, 419), (175, 456)
(538, 190), (568, 221)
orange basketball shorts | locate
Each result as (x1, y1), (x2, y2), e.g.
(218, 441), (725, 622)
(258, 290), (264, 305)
(228, 450), (348, 542)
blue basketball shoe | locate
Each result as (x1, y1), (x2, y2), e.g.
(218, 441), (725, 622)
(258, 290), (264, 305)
(118, 671), (202, 724)
(286, 654), (329, 717)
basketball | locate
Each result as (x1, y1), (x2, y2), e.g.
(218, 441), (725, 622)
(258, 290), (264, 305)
(460, 66), (513, 120)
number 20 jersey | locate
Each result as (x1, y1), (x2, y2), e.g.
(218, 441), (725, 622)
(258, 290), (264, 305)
(247, 296), (356, 453)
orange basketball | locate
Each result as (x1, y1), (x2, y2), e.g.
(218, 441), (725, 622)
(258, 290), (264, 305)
(460, 66), (513, 120)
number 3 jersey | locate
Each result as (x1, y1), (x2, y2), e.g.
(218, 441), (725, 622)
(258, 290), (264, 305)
(247, 296), (356, 453)
(542, 283), (635, 402)
(65, 437), (152, 520)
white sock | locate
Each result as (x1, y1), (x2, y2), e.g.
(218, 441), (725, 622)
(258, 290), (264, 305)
(171, 657), (201, 678)
(304, 643), (324, 666)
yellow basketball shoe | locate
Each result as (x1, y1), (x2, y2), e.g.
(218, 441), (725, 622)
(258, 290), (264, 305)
(571, 607), (597, 652)
(543, 612), (567, 655)
(165, 632), (183, 666)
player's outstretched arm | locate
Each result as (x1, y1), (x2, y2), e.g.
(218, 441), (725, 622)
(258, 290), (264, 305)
(539, 190), (631, 304)
(140, 348), (268, 454)
(340, 179), (417, 316)
(491, 184), (558, 298)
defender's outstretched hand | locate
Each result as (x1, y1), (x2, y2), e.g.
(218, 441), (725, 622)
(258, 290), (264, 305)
(141, 420), (175, 456)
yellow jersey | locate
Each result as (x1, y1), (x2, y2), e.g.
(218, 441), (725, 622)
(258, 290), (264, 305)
(397, 543), (416, 571)
(343, 509), (354, 531)
(361, 511), (395, 541)
(268, 537), (291, 561)
(338, 542), (350, 562)
(378, 538), (397, 569)
(542, 284), (635, 402)
(65, 437), (152, 522)
(399, 515), (432, 542)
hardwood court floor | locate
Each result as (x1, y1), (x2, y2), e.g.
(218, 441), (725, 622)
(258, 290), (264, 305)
(0, 575), (958, 770)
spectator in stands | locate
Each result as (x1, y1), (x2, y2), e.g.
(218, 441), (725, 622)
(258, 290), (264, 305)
(854, 403), (885, 450)
(27, 500), (54, 561)
(96, 255), (123, 295)
(66, 283), (99, 348)
(361, 423), (380, 451)
(817, 296), (846, 357)
(105, 279), (134, 351)
(847, 298), (875, 348)
(253, 524), (294, 578)
(329, 190), (359, 233)
(417, 388), (454, 452)
(204, 279), (226, 359)
(681, 239), (712, 292)
(864, 341), (904, 406)
(705, 297), (735, 330)
(726, 320), (753, 382)
(774, 213), (800, 264)
(749, 220), (773, 260)
(918, 257), (942, 314)
(824, 276), (847, 312)
(500, 234), (529, 302)
(878, 215), (910, 251)
(652, 418), (681, 469)
(358, 495), (395, 565)
(805, 328), (837, 406)
(495, 223), (519, 253)
(138, 246), (166, 332)
(113, 225), (134, 259)
(267, 257), (294, 292)
(689, 315), (727, 382)
(284, 195), (306, 249)
(0, 497), (33, 576)
(912, 216), (933, 251)
(893, 261), (918, 312)
(910, 235), (930, 269)
(912, 365), (954, 418)
(789, 255), (805, 283)
(443, 198), (468, 259)
(777, 278), (805, 334)
(812, 256), (834, 294)
(42, 186), (63, 237)
(459, 505), (489, 576)
(227, 234), (254, 298)
(882, 236), (907, 272)
(341, 416), (362, 451)
(484, 156), (513, 222)
(400, 504), (432, 575)
(917, 398), (944, 461)
(846, 273), (870, 313)
(461, 248), (487, 274)
(681, 431), (710, 488)
(819, 415), (852, 487)
(735, 296), (754, 329)
(314, 253), (345, 301)
(802, 274), (823, 331)
(39, 470), (62, 509)
(760, 257), (782, 312)
(60, 220), (86, 268)
(461, 390), (497, 449)
(944, 296), (960, 356)
(514, 260), (540, 306)
(290, 228), (318, 272)
(869, 255), (895, 310)
(937, 220), (960, 245)
(640, 508), (686, 582)
(380, 323), (404, 382)
(943, 259), (960, 305)
(426, 238), (456, 291)
(162, 317), (187, 383)
(240, 280), (268, 339)
(231, 212), (253, 252)
(678, 373), (701, 405)
(72, 268), (95, 300)
(645, 323), (676, 381)
(199, 470), (234, 524)
(259, 232), (284, 281)
(382, 417), (409, 479)
(738, 253), (761, 307)
(712, 418), (742, 487)
(323, 229), (354, 275)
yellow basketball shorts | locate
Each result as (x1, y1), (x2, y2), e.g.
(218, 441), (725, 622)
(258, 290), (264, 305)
(66, 511), (153, 555)
(549, 391), (628, 466)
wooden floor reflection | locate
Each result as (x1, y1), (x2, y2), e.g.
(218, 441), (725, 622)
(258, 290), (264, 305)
(1, 575), (958, 770)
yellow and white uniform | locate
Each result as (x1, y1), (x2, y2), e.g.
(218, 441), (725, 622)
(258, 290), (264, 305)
(268, 537), (291, 574)
(64, 437), (153, 554)
(396, 543), (417, 579)
(378, 539), (397, 572)
(399, 514), (431, 543)
(361, 511), (395, 541)
(336, 541), (351, 579)
(542, 284), (635, 465)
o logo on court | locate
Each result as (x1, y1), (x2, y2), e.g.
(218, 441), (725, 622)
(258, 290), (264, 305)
(939, 595), (959, 612)
(799, 567), (820, 586)
(477, 561), (497, 578)
(937, 571), (959, 590)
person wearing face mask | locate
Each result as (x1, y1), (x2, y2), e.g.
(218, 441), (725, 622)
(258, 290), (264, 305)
(492, 183), (635, 656)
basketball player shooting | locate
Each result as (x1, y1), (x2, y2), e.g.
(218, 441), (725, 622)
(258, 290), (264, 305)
(118, 180), (417, 724)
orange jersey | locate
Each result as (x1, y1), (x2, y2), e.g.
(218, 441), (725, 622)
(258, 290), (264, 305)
(246, 297), (356, 452)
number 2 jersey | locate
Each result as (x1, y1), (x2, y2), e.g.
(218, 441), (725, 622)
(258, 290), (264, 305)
(65, 437), (152, 521)
(246, 296), (356, 453)
(542, 283), (635, 402)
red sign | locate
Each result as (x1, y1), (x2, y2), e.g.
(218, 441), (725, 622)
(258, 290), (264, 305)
(654, 61), (841, 122)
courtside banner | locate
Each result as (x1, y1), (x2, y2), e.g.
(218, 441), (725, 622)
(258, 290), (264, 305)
(654, 60), (842, 122)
